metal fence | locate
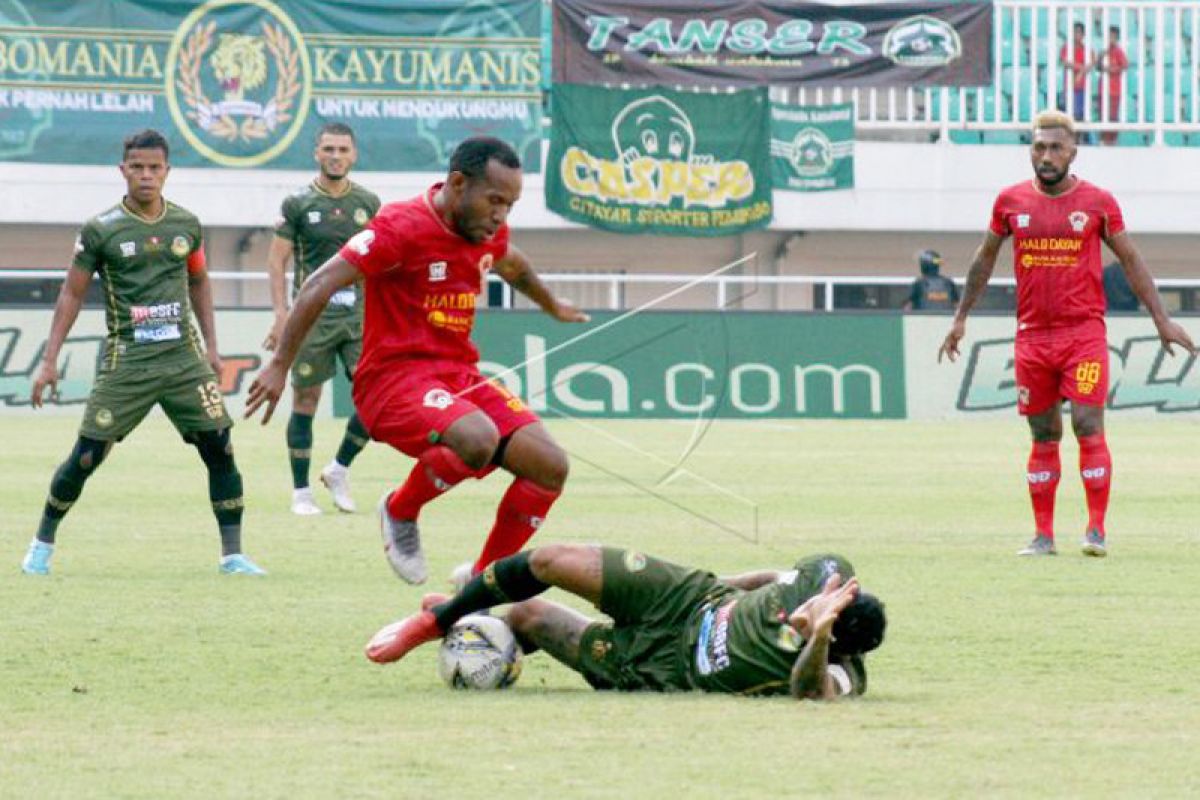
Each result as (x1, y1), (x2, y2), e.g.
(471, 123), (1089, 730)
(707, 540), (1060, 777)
(3, 269), (1199, 312)
(769, 0), (1200, 145)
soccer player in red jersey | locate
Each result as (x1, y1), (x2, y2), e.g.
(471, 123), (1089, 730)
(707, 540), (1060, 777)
(938, 110), (1195, 558)
(246, 137), (589, 583)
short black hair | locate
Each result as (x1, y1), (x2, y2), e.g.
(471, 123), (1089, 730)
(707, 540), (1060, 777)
(449, 136), (520, 181)
(1109, 25), (1121, 36)
(123, 129), (169, 161)
(317, 122), (356, 143)
(830, 591), (887, 657)
(1073, 22), (1086, 34)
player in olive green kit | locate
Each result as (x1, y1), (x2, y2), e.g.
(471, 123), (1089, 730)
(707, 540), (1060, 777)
(265, 122), (380, 515)
(367, 544), (886, 700)
(21, 129), (264, 576)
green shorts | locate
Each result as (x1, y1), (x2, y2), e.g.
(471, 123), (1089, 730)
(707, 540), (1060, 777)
(577, 547), (728, 692)
(291, 312), (361, 388)
(81, 356), (231, 441)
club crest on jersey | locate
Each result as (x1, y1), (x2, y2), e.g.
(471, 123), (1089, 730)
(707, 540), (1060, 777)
(119, 241), (137, 258)
(353, 207), (369, 225)
(307, 211), (321, 224)
(1016, 214), (1031, 228)
(423, 388), (454, 410)
(171, 235), (190, 257)
(428, 261), (448, 282)
(1068, 211), (1088, 233)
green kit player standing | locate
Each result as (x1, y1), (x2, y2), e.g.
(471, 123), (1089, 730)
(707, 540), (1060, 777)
(264, 122), (380, 515)
(22, 129), (264, 576)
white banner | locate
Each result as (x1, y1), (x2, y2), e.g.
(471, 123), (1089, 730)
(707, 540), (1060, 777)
(904, 316), (1200, 419)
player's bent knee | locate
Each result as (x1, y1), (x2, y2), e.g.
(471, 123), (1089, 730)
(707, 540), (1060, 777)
(537, 447), (570, 492)
(190, 428), (237, 473)
(528, 543), (586, 583)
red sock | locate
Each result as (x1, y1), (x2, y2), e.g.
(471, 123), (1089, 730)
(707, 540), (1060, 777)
(387, 446), (475, 520)
(473, 478), (560, 574)
(1078, 433), (1112, 535)
(1027, 441), (1061, 537)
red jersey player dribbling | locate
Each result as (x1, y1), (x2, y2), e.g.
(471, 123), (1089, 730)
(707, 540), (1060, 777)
(247, 137), (589, 584)
(939, 110), (1195, 558)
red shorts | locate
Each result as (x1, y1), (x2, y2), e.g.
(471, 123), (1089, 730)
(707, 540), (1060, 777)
(1014, 333), (1110, 415)
(354, 362), (540, 458)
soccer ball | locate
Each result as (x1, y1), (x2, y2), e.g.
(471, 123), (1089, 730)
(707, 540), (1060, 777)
(437, 615), (523, 690)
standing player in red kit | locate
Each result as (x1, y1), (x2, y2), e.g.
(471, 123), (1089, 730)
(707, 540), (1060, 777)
(938, 111), (1195, 558)
(246, 137), (589, 582)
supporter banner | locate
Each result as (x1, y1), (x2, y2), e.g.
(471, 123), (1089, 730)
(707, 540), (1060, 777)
(904, 316), (1200, 419)
(553, 0), (993, 88)
(770, 102), (854, 192)
(0, 0), (542, 171)
(545, 84), (772, 236)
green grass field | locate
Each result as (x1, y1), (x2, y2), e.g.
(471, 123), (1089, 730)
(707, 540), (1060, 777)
(2, 414), (1198, 798)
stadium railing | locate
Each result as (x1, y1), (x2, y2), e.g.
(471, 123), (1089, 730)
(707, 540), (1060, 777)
(3, 269), (1198, 312)
(767, 0), (1200, 146)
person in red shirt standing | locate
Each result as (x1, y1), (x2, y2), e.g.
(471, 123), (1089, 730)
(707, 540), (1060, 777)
(938, 111), (1195, 558)
(1096, 26), (1128, 146)
(247, 137), (589, 583)
(1060, 22), (1093, 143)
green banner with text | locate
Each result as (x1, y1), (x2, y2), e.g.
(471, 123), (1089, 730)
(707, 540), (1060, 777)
(0, 0), (542, 171)
(545, 84), (773, 236)
(770, 102), (854, 192)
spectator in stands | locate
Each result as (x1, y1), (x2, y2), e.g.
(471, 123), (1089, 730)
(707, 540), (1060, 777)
(1060, 23), (1093, 142)
(903, 249), (960, 311)
(1096, 26), (1128, 146)
(1103, 261), (1139, 311)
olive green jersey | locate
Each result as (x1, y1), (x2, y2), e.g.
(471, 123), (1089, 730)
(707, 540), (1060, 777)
(73, 200), (207, 369)
(274, 180), (380, 317)
(685, 554), (855, 696)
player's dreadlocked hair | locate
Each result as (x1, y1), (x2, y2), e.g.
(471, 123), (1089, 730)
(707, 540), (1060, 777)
(830, 591), (887, 657)
(449, 136), (521, 181)
(123, 129), (169, 161)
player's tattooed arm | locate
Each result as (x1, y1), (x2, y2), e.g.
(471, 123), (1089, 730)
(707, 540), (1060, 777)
(720, 570), (782, 590)
(188, 269), (222, 374)
(31, 266), (92, 407)
(494, 245), (590, 323)
(1106, 232), (1197, 355)
(938, 231), (1003, 363)
(787, 574), (860, 701)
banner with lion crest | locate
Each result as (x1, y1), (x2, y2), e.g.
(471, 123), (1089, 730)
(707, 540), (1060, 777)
(0, 0), (542, 171)
(544, 84), (772, 236)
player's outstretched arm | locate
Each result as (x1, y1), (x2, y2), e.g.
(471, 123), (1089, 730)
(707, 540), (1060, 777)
(787, 574), (860, 701)
(31, 266), (91, 408)
(494, 244), (590, 323)
(245, 255), (361, 423)
(938, 231), (1003, 363)
(1107, 232), (1197, 356)
(263, 236), (294, 351)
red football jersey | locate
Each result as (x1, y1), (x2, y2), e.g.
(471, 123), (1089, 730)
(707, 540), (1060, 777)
(989, 178), (1125, 334)
(339, 184), (509, 386)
